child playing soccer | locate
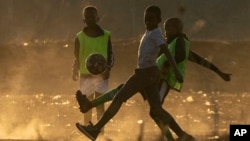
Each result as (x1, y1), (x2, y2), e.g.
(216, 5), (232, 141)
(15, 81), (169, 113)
(75, 6), (195, 141)
(156, 17), (231, 103)
(72, 6), (114, 127)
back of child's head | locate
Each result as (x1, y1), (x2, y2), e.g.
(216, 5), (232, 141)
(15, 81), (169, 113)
(164, 17), (183, 33)
(145, 5), (161, 19)
(82, 6), (98, 18)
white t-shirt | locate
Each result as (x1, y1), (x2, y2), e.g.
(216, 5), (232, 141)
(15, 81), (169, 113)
(137, 27), (166, 69)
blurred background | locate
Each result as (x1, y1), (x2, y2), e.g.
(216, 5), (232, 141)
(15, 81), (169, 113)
(0, 0), (249, 94)
(0, 0), (250, 42)
(0, 0), (249, 140)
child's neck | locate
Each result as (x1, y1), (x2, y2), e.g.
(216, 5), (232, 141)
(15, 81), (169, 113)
(146, 26), (158, 31)
(84, 25), (103, 37)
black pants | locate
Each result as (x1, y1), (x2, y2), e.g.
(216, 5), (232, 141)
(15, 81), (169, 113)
(94, 66), (175, 130)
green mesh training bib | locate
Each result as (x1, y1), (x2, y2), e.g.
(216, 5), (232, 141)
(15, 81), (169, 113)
(77, 30), (110, 74)
(157, 37), (189, 91)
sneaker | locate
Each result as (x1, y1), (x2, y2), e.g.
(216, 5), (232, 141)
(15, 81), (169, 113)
(75, 90), (92, 113)
(176, 132), (195, 141)
(76, 122), (100, 141)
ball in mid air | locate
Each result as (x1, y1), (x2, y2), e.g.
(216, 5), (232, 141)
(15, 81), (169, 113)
(85, 53), (107, 75)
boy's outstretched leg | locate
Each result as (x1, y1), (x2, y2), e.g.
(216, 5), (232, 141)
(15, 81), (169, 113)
(75, 84), (124, 113)
(92, 84), (124, 107)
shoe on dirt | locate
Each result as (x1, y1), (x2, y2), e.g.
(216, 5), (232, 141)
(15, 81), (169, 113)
(76, 122), (100, 141)
(176, 132), (195, 141)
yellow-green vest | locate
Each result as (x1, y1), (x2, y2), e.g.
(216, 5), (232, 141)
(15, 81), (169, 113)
(157, 37), (189, 91)
(77, 30), (110, 74)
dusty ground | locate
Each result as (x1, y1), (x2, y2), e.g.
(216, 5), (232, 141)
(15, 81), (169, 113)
(0, 91), (249, 141)
(0, 40), (249, 141)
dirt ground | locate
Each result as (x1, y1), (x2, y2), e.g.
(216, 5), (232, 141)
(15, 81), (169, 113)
(0, 40), (249, 141)
(1, 91), (249, 141)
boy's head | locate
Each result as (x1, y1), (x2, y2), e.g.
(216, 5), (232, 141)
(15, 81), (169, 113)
(82, 6), (99, 27)
(144, 5), (162, 30)
(164, 17), (183, 38)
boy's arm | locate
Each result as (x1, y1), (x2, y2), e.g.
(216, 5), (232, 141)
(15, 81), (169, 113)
(72, 38), (80, 81)
(188, 50), (231, 81)
(102, 37), (114, 80)
(164, 37), (186, 66)
(107, 37), (114, 69)
(159, 44), (183, 83)
(175, 37), (186, 63)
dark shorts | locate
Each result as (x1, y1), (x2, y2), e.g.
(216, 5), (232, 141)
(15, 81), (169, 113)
(114, 66), (160, 102)
(112, 66), (172, 125)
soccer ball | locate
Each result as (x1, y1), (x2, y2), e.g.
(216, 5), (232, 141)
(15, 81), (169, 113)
(85, 53), (107, 75)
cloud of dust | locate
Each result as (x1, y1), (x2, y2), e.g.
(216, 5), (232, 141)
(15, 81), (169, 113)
(189, 19), (206, 36)
(6, 64), (29, 95)
(1, 41), (74, 95)
(2, 45), (37, 95)
(0, 108), (45, 140)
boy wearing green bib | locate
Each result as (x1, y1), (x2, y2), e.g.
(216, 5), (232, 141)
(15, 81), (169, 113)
(72, 6), (114, 130)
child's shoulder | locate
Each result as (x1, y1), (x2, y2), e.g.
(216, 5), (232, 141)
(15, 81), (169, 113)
(77, 30), (83, 35)
(152, 27), (162, 33)
(177, 33), (189, 41)
(103, 29), (111, 34)
(146, 28), (163, 37)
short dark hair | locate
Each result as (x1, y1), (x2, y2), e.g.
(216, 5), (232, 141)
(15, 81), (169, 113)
(82, 6), (98, 17)
(145, 5), (161, 18)
(164, 17), (183, 32)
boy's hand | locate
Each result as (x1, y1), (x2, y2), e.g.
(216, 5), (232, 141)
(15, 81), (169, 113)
(175, 71), (184, 83)
(72, 70), (79, 81)
(218, 71), (231, 81)
(102, 68), (110, 80)
(72, 60), (79, 81)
